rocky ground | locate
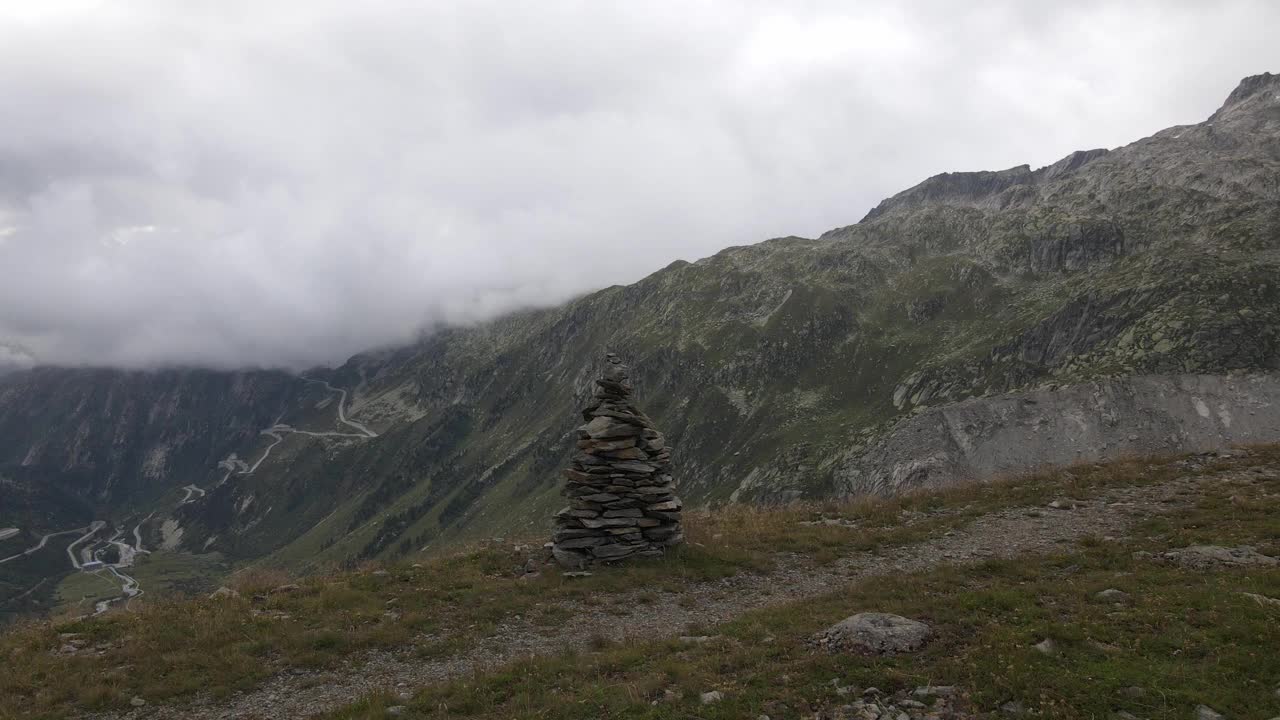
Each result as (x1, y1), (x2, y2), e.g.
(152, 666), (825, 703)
(81, 450), (1278, 720)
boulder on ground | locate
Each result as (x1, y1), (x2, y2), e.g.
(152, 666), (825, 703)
(1157, 545), (1278, 569)
(813, 612), (932, 655)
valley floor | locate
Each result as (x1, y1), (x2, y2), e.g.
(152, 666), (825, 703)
(4, 447), (1278, 720)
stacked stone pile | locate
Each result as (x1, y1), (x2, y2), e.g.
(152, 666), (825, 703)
(551, 353), (683, 568)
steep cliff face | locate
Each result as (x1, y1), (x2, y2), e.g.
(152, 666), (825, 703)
(838, 373), (1280, 494)
(2, 75), (1279, 583)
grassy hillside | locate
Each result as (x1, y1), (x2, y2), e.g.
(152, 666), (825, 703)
(3, 444), (1277, 719)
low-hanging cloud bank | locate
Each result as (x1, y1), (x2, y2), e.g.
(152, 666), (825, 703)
(1, 0), (1277, 370)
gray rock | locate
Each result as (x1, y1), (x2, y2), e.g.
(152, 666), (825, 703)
(580, 416), (644, 439)
(551, 547), (589, 569)
(579, 493), (622, 503)
(700, 690), (724, 704)
(209, 586), (240, 600)
(1001, 700), (1026, 716)
(1195, 705), (1224, 720)
(815, 612), (932, 654)
(1096, 588), (1130, 601)
(130, 697), (147, 707)
(610, 461), (657, 474)
(1240, 592), (1280, 607)
(554, 535), (611, 550)
(590, 542), (647, 559)
(1118, 686), (1145, 699)
(1033, 638), (1057, 655)
(578, 517), (640, 529)
(386, 706), (405, 716)
(913, 686), (956, 697)
(1161, 545), (1278, 569)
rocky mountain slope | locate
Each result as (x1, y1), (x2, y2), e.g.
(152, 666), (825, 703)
(2, 74), (1279, 612)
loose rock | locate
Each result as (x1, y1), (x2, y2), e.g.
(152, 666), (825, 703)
(813, 612), (932, 655)
(1195, 705), (1224, 720)
(1158, 545), (1278, 569)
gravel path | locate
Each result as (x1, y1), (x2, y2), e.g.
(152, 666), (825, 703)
(93, 464), (1241, 720)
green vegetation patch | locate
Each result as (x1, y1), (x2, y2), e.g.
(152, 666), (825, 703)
(1, 448), (1276, 719)
(330, 456), (1280, 720)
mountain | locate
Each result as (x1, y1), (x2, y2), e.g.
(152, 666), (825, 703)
(2, 73), (1279, 615)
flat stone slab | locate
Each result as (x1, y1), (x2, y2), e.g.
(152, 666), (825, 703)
(813, 612), (932, 655)
(1151, 545), (1279, 569)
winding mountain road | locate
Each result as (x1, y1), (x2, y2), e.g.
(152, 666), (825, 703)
(0, 520), (144, 616)
(3, 378), (378, 617)
(0, 527), (87, 566)
(210, 378), (378, 488)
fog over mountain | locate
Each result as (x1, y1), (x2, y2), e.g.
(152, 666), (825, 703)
(2, 0), (1277, 370)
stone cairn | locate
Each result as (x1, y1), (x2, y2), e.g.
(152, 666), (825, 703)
(551, 353), (683, 568)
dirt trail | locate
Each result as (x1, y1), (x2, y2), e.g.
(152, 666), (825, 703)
(96, 466), (1238, 720)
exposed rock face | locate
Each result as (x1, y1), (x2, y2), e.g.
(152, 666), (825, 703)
(840, 374), (1280, 495)
(551, 354), (682, 568)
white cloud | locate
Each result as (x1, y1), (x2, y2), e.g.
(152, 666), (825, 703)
(0, 0), (1276, 369)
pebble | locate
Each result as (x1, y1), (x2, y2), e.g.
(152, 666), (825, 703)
(1033, 638), (1057, 655)
(130, 697), (146, 707)
(1096, 588), (1130, 601)
(700, 690), (724, 704)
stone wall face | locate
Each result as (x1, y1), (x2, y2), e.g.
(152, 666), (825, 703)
(551, 354), (683, 568)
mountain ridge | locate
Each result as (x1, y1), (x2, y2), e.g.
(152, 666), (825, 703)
(2, 73), (1279, 618)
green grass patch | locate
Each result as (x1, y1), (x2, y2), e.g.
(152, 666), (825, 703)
(2, 446), (1276, 719)
(327, 455), (1280, 719)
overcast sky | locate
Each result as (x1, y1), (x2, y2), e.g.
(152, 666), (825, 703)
(0, 1), (1276, 371)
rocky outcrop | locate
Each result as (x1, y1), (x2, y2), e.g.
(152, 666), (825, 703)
(840, 374), (1280, 495)
(551, 354), (682, 568)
